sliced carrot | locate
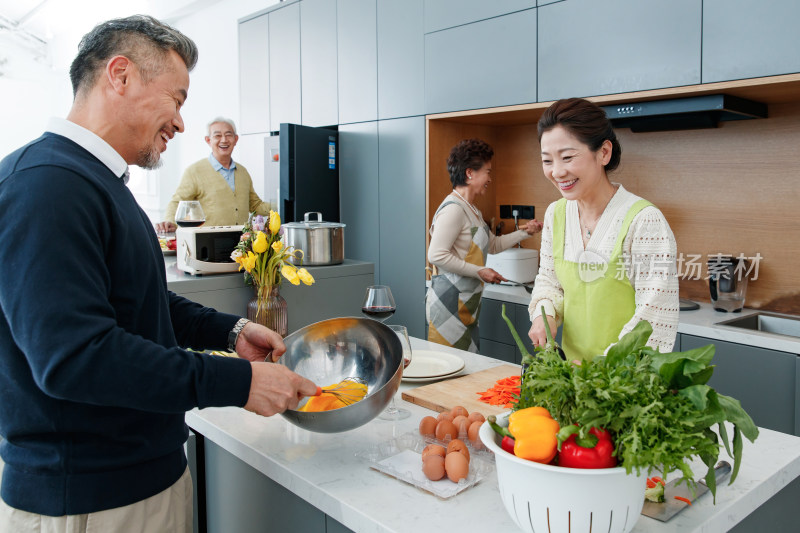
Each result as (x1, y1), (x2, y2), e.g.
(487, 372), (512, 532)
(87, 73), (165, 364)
(476, 375), (521, 408)
(674, 496), (692, 506)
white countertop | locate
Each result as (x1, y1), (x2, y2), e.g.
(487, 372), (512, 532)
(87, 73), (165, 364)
(186, 338), (800, 533)
(482, 285), (800, 354)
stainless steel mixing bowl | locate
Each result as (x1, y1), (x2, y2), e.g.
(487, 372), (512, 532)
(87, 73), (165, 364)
(276, 317), (403, 433)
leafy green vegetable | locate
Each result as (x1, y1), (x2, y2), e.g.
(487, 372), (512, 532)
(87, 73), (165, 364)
(511, 309), (758, 500)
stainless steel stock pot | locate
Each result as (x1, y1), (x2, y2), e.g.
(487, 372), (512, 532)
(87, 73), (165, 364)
(283, 212), (345, 266)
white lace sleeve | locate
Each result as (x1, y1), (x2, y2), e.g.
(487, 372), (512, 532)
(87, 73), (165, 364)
(528, 203), (564, 325)
(612, 206), (680, 353)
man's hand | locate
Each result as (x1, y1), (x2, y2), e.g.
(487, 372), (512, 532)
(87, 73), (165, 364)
(244, 363), (318, 416)
(155, 221), (177, 234)
(235, 322), (286, 363)
(477, 267), (507, 284)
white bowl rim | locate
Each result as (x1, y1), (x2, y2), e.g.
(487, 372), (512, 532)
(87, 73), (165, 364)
(480, 410), (640, 477)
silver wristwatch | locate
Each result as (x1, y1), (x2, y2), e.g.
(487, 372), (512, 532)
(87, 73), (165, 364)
(227, 318), (250, 352)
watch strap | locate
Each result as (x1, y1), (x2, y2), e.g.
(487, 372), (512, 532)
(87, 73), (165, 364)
(227, 318), (250, 352)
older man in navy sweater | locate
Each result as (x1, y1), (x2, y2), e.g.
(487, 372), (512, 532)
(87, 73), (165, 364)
(0, 15), (316, 532)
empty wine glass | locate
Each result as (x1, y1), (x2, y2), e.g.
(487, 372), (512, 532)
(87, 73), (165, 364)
(361, 285), (396, 323)
(175, 201), (206, 228)
(378, 325), (411, 421)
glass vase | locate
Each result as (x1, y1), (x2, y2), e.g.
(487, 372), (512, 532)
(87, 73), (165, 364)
(247, 285), (288, 337)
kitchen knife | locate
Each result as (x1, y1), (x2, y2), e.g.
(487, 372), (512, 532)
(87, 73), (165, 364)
(640, 461), (731, 522)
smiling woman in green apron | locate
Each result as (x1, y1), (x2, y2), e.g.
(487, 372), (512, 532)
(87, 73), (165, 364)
(427, 139), (542, 353)
(528, 98), (679, 360)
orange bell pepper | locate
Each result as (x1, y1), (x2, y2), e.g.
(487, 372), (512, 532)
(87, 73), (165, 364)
(507, 407), (560, 463)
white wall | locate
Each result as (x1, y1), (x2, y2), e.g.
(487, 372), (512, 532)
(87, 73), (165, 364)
(0, 0), (279, 223)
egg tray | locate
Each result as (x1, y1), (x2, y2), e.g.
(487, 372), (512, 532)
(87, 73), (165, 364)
(354, 432), (493, 499)
(420, 432), (496, 463)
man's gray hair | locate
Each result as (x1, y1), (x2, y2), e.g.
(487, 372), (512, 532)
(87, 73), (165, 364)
(207, 117), (238, 136)
(69, 15), (198, 98)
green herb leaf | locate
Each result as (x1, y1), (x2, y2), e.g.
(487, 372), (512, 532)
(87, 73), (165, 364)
(606, 320), (652, 367)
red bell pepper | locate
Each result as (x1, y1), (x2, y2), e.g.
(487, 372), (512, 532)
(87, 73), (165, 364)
(557, 425), (617, 469)
(501, 436), (516, 455)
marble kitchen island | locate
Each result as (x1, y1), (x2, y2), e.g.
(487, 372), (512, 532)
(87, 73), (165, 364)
(186, 338), (800, 533)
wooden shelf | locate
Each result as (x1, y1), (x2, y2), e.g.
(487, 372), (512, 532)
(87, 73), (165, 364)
(425, 74), (800, 314)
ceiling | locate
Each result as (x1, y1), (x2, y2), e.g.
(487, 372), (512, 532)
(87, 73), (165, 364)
(0, 0), (220, 60)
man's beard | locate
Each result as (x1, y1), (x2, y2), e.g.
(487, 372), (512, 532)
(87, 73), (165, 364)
(136, 144), (163, 170)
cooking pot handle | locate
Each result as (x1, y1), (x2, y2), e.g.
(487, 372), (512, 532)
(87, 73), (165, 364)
(304, 212), (323, 222)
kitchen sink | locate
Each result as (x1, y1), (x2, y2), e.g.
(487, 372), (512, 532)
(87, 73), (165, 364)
(716, 312), (800, 339)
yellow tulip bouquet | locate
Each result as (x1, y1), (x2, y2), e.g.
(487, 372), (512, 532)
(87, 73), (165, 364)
(231, 211), (314, 318)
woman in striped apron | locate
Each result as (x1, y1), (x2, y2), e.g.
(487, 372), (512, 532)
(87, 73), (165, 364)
(426, 139), (542, 353)
(528, 98), (679, 361)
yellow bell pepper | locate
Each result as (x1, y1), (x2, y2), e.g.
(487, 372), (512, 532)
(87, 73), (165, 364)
(508, 406), (560, 463)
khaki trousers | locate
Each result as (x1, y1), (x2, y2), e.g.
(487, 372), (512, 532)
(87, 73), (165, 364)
(0, 466), (193, 533)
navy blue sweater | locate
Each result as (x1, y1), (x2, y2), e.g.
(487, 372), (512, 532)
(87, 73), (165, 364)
(0, 133), (253, 516)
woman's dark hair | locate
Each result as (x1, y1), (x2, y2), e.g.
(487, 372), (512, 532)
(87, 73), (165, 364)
(537, 98), (622, 173)
(447, 139), (494, 187)
(69, 15), (198, 98)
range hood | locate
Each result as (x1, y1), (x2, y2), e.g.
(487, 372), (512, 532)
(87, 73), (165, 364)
(601, 94), (767, 133)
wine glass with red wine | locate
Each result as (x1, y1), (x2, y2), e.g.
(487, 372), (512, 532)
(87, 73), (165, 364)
(361, 285), (396, 323)
(378, 325), (411, 420)
(175, 201), (206, 228)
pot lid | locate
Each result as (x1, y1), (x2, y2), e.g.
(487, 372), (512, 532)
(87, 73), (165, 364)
(283, 211), (346, 229)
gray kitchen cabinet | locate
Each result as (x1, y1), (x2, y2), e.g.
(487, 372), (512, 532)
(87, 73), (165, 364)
(301, 0), (338, 127)
(481, 338), (517, 364)
(269, 3), (302, 131)
(703, 0), (800, 83)
(378, 116), (426, 338)
(203, 439), (353, 533)
(425, 9), (537, 114)
(238, 14), (270, 135)
(479, 299), (518, 350)
(377, 0), (425, 120)
(338, 122), (380, 270)
(337, 0), (378, 124)
(537, 0), (561, 5)
(538, 0), (701, 102)
(423, 0), (537, 33)
(680, 333), (797, 436)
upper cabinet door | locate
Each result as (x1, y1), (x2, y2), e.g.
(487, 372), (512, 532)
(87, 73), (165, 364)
(425, 9), (537, 114)
(337, 0), (378, 124)
(703, 0), (800, 83)
(424, 0), (537, 33)
(238, 14), (270, 135)
(538, 0), (701, 102)
(377, 0), (424, 120)
(269, 3), (302, 131)
(301, 0), (338, 127)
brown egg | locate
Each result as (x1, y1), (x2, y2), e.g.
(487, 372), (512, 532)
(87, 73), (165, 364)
(445, 450), (470, 482)
(422, 455), (446, 481)
(437, 411), (454, 423)
(452, 415), (469, 437)
(446, 439), (470, 462)
(451, 405), (469, 418)
(419, 416), (438, 437)
(435, 420), (458, 441)
(467, 411), (485, 425)
(421, 444), (446, 460)
(467, 420), (484, 449)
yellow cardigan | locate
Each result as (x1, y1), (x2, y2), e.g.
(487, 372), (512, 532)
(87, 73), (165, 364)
(164, 158), (271, 226)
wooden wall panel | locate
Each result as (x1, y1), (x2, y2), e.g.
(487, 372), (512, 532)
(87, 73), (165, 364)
(427, 102), (800, 314)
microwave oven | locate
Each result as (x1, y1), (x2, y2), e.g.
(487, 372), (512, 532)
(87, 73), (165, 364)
(176, 225), (243, 275)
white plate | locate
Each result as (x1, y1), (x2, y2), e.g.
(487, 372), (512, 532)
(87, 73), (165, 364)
(403, 350), (465, 379)
(354, 433), (492, 499)
(402, 369), (464, 383)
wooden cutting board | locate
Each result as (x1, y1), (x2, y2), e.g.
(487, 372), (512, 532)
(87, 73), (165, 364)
(401, 364), (519, 416)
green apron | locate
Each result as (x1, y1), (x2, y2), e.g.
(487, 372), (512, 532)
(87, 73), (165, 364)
(553, 198), (652, 361)
(426, 200), (490, 353)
